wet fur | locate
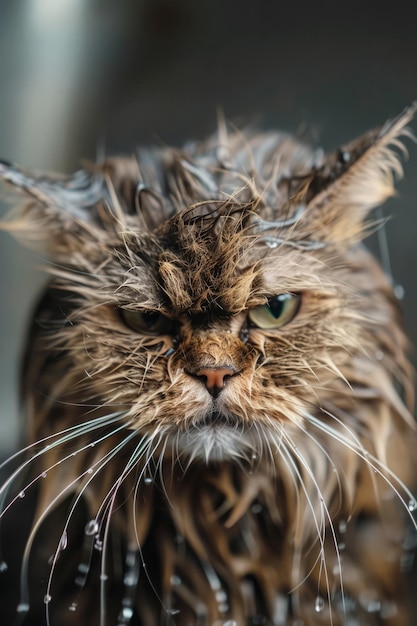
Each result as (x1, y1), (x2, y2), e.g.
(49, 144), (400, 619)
(0, 106), (416, 625)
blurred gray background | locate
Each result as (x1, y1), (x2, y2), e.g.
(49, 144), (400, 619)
(0, 0), (416, 454)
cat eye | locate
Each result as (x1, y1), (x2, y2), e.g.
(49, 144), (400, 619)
(120, 309), (175, 335)
(248, 293), (300, 329)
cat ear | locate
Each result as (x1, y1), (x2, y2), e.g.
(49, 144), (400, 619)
(0, 161), (105, 254)
(290, 103), (416, 243)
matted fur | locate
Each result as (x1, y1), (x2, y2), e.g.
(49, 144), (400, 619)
(0, 106), (416, 625)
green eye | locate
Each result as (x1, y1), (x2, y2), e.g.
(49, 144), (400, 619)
(248, 293), (300, 329)
(120, 309), (175, 335)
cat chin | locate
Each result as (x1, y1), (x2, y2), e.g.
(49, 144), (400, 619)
(173, 424), (257, 463)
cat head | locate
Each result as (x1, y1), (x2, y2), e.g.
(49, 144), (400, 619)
(0, 105), (415, 473)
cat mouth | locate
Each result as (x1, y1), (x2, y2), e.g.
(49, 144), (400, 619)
(197, 410), (240, 428)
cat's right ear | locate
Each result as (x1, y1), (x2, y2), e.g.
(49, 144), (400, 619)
(0, 161), (104, 255)
(287, 103), (416, 245)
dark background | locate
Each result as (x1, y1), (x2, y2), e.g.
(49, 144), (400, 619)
(0, 0), (416, 618)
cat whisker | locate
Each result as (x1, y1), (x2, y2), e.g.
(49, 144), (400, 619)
(280, 433), (339, 625)
(21, 425), (138, 620)
(0, 412), (126, 518)
(304, 410), (417, 528)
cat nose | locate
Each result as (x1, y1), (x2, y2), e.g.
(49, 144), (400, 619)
(195, 367), (236, 397)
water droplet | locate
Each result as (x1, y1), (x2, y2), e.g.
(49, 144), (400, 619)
(94, 538), (103, 551)
(251, 503), (263, 514)
(0, 561), (8, 573)
(69, 602), (78, 612)
(44, 594), (52, 604)
(366, 601), (381, 613)
(121, 606), (134, 620)
(170, 575), (182, 586)
(265, 239), (279, 249)
(126, 550), (136, 567)
(218, 603), (229, 613)
(315, 596), (325, 613)
(100, 574), (108, 581)
(41, 472), (47, 479)
(251, 453), (257, 460)
(18, 491), (25, 498)
(59, 532), (68, 551)
(394, 284), (405, 300)
(338, 520), (347, 533)
(408, 499), (417, 512)
(166, 608), (180, 615)
(17, 603), (30, 613)
(359, 590), (381, 613)
(338, 542), (346, 552)
(78, 563), (89, 575)
(374, 350), (384, 361)
(87, 468), (94, 474)
(144, 477), (153, 484)
(215, 590), (228, 603)
(85, 520), (99, 536)
(123, 573), (137, 587)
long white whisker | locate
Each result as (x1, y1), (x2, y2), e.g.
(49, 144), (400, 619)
(20, 424), (136, 619)
(305, 411), (417, 529)
(279, 434), (335, 624)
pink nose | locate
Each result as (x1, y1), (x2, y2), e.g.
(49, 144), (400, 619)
(196, 367), (236, 396)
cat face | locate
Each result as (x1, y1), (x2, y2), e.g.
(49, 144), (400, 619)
(61, 212), (367, 466)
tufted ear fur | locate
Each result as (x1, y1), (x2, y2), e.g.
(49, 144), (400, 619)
(0, 162), (107, 259)
(284, 103), (416, 244)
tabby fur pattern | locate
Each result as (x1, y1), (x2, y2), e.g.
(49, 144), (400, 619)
(0, 105), (416, 626)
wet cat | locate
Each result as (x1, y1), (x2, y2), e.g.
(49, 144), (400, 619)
(0, 105), (416, 625)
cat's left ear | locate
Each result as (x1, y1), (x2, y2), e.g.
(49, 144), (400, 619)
(0, 161), (106, 255)
(291, 103), (416, 243)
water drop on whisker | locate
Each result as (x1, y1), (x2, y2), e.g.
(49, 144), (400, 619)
(59, 532), (68, 551)
(315, 596), (325, 613)
(85, 519), (99, 536)
(166, 608), (180, 615)
(338, 519), (347, 533)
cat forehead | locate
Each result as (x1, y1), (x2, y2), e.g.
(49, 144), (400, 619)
(120, 215), (318, 315)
